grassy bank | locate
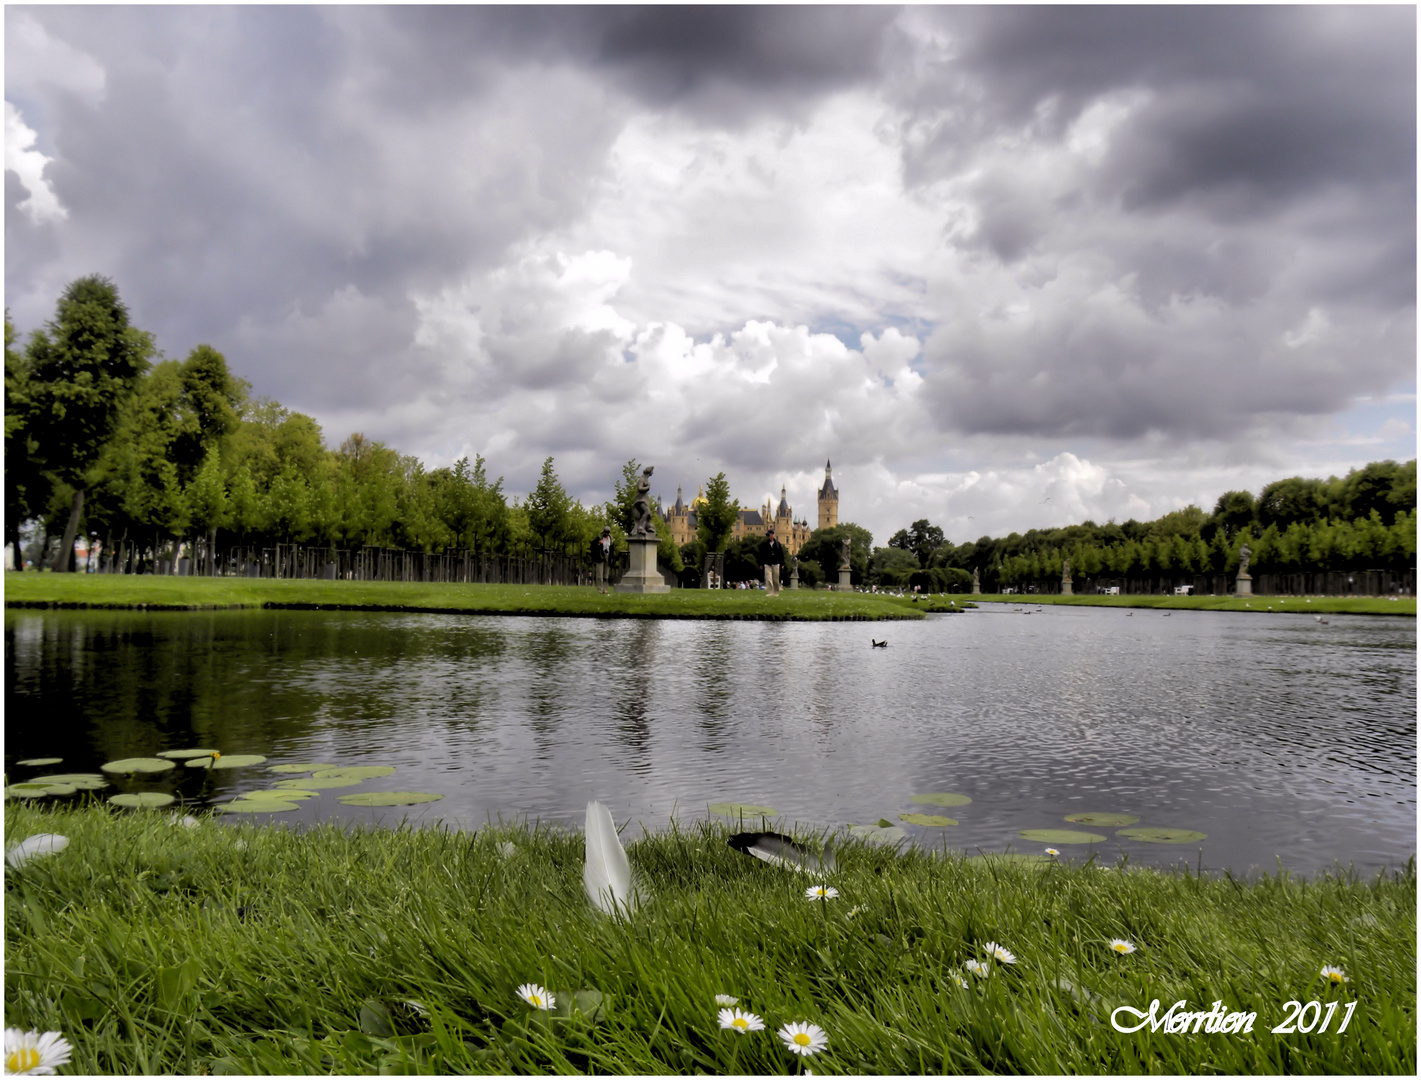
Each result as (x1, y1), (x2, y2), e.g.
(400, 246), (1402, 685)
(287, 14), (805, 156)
(3, 804), (1412, 1075)
(2, 573), (922, 622)
(965, 593), (1415, 616)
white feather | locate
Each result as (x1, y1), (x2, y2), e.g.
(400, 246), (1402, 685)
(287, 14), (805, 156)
(584, 801), (638, 916)
(5, 833), (69, 869)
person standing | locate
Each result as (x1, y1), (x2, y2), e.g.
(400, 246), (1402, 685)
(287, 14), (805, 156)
(762, 529), (786, 596)
(592, 526), (612, 593)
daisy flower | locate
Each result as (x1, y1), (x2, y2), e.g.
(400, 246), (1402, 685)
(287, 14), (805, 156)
(4, 1029), (72, 1075)
(965, 959), (990, 978)
(516, 983), (554, 1010)
(1320, 965), (1350, 985)
(804, 884), (839, 901)
(847, 905), (865, 918)
(1045, 848), (1060, 858)
(4, 834), (69, 870)
(718, 1008), (765, 1034)
(984, 941), (1017, 964)
(714, 994), (739, 1006)
(951, 971), (970, 988)
(1110, 939), (1137, 955)
(778, 1021), (829, 1057)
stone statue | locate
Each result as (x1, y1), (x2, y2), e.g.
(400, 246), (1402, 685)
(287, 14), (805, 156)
(972, 567), (980, 587)
(631, 466), (655, 538)
(840, 536), (852, 570)
(1062, 556), (1072, 579)
(1238, 543), (1252, 576)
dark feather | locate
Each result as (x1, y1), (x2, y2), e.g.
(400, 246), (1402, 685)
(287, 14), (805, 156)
(728, 831), (836, 874)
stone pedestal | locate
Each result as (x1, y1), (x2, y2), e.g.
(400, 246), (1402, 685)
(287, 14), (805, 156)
(1061, 573), (1073, 596)
(615, 536), (670, 594)
(1235, 573), (1253, 598)
(789, 566), (799, 590)
(838, 567), (852, 591)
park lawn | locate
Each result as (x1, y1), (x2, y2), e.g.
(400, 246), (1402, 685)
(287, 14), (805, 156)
(2, 572), (923, 622)
(3, 802), (1413, 1076)
(957, 594), (1415, 616)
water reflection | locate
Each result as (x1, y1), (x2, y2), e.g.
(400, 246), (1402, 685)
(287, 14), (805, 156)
(4, 606), (1414, 877)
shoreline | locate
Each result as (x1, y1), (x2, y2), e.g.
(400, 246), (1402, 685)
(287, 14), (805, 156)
(4, 802), (1413, 1076)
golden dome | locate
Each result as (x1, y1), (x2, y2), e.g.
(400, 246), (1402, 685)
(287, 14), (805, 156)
(691, 484), (709, 509)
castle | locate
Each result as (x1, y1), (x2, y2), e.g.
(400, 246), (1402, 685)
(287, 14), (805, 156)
(666, 460), (839, 556)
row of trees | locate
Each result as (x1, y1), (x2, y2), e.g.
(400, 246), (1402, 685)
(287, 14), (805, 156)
(871, 462), (1417, 592)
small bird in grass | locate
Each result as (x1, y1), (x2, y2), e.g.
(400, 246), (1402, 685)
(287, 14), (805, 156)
(871, 639), (887, 648)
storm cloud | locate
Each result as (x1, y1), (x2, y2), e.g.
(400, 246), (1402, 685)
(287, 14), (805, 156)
(6, 5), (1414, 543)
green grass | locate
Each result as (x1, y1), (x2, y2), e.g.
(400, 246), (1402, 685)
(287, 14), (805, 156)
(963, 594), (1416, 616)
(2, 573), (922, 622)
(4, 803), (1414, 1075)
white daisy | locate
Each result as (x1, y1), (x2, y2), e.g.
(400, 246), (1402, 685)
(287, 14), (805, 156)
(714, 994), (739, 1006)
(4, 1029), (72, 1075)
(1320, 965), (1350, 984)
(984, 941), (1017, 964)
(951, 971), (970, 988)
(516, 983), (554, 1010)
(778, 1021), (829, 1057)
(1110, 939), (1137, 955)
(718, 1008), (765, 1034)
(965, 959), (990, 978)
(1045, 848), (1060, 858)
(804, 884), (839, 901)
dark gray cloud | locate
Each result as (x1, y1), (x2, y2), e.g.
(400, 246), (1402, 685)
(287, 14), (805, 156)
(5, 5), (1413, 541)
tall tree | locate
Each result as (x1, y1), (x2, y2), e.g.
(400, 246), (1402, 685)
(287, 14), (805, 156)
(4, 315), (50, 567)
(696, 472), (739, 553)
(525, 456), (572, 551)
(26, 276), (153, 570)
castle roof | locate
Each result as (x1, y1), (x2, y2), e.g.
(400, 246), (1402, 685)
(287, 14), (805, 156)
(819, 458), (838, 500)
(777, 484), (790, 517)
(738, 509), (764, 527)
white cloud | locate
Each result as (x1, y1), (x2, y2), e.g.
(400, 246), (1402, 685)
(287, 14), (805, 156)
(4, 102), (67, 222)
(5, 14), (106, 105)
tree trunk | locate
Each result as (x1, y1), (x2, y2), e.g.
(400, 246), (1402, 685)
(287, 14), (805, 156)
(49, 487), (84, 572)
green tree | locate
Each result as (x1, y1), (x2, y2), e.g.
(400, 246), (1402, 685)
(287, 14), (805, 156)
(172, 344), (243, 484)
(696, 472), (739, 553)
(26, 276), (154, 570)
(798, 523), (873, 585)
(4, 315), (50, 567)
(870, 545), (920, 587)
(889, 519), (945, 567)
(525, 456), (573, 552)
(184, 448), (229, 572)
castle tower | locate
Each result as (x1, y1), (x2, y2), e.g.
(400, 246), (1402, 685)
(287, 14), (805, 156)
(817, 459), (838, 530)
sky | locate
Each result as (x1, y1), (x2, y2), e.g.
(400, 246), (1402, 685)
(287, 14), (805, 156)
(6, 4), (1416, 547)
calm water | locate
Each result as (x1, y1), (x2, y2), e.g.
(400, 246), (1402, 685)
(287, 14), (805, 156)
(5, 605), (1415, 877)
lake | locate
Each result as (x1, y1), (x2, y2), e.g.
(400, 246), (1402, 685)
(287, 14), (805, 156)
(4, 604), (1414, 878)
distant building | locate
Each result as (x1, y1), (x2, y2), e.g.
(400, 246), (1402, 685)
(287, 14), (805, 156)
(666, 461), (839, 556)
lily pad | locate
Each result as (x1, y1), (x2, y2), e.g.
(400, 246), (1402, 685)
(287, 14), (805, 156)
(268, 763), (338, 774)
(1117, 827), (1207, 844)
(900, 813), (958, 827)
(1065, 812), (1140, 827)
(157, 749), (219, 760)
(708, 802), (778, 818)
(910, 792), (972, 808)
(215, 800), (302, 813)
(338, 792), (445, 807)
(109, 792), (176, 809)
(6, 783), (76, 798)
(101, 757), (176, 775)
(273, 776), (363, 790)
(310, 766), (396, 781)
(240, 788), (319, 801)
(16, 757), (62, 767)
(209, 754), (268, 770)
(1019, 829), (1108, 844)
(848, 823), (908, 844)
(31, 773), (109, 791)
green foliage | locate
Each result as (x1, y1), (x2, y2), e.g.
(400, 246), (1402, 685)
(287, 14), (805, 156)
(525, 456), (573, 551)
(799, 523), (873, 585)
(696, 472), (739, 553)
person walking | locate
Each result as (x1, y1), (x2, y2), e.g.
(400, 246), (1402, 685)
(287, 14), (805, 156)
(762, 529), (786, 597)
(591, 526), (612, 593)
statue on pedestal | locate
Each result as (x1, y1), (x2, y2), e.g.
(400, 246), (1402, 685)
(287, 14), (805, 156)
(1238, 543), (1252, 576)
(631, 466), (655, 538)
(840, 536), (852, 570)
